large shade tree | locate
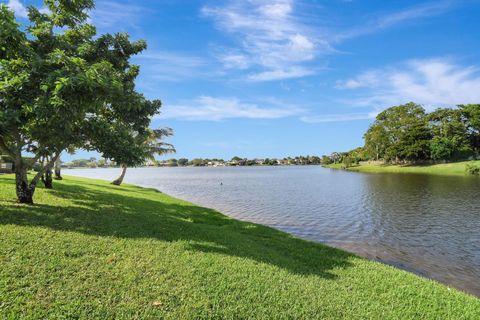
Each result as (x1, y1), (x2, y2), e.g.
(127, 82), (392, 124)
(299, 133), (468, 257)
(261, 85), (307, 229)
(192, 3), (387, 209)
(0, 1), (161, 203)
(331, 104), (480, 164)
(459, 104), (480, 155)
(428, 108), (472, 160)
(364, 124), (388, 161)
(366, 103), (431, 162)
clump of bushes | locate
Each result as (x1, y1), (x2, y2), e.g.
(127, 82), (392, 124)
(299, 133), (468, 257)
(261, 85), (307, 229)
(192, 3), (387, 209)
(466, 162), (480, 175)
(342, 155), (360, 169)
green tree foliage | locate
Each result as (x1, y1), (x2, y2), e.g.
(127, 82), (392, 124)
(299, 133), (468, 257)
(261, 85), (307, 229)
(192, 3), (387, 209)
(340, 147), (366, 167)
(459, 104), (480, 154)
(330, 152), (342, 164)
(365, 103), (431, 162)
(428, 108), (471, 160)
(190, 159), (205, 167)
(177, 158), (189, 166)
(321, 155), (333, 165)
(331, 104), (480, 164)
(111, 128), (175, 186)
(263, 158), (276, 166)
(364, 124), (388, 161)
(308, 156), (321, 165)
(72, 159), (91, 167)
(168, 159), (178, 167)
(0, 1), (161, 203)
(466, 162), (480, 175)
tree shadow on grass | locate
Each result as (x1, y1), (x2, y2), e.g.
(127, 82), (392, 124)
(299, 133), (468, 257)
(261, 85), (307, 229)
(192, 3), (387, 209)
(0, 178), (353, 279)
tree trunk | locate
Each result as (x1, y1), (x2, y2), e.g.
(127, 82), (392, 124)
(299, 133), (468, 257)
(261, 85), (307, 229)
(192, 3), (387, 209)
(54, 156), (62, 180)
(15, 165), (34, 204)
(12, 151), (61, 204)
(42, 169), (53, 189)
(111, 165), (127, 186)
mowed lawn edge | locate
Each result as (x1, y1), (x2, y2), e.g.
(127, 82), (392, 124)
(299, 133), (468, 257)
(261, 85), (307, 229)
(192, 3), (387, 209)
(325, 160), (480, 176)
(0, 174), (479, 319)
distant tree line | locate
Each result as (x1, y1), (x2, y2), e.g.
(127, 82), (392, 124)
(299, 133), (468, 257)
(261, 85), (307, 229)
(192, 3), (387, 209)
(64, 155), (324, 168)
(322, 103), (480, 167)
(104, 156), (322, 167)
(158, 156), (323, 167)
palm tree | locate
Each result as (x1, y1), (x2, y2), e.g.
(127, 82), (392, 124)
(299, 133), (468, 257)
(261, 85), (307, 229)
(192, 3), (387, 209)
(112, 128), (175, 186)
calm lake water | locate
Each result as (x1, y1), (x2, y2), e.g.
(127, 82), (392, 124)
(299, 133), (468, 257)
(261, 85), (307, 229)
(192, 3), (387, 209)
(66, 166), (480, 296)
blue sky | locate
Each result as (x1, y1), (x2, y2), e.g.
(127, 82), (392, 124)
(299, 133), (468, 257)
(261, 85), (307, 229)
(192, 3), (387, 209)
(4, 0), (480, 160)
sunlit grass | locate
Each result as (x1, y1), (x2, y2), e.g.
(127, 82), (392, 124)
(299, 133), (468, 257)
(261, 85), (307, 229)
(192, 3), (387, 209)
(326, 160), (480, 176)
(0, 174), (478, 318)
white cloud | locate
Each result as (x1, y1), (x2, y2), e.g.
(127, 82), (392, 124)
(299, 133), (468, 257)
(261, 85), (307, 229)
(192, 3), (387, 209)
(300, 112), (378, 123)
(336, 70), (382, 89)
(338, 59), (480, 109)
(202, 0), (462, 82)
(89, 1), (145, 28)
(336, 0), (457, 41)
(259, 2), (292, 18)
(221, 54), (250, 70)
(248, 66), (314, 81)
(134, 51), (207, 82)
(6, 0), (28, 18)
(202, 0), (328, 81)
(375, 1), (453, 28)
(160, 96), (304, 121)
(289, 34), (314, 53)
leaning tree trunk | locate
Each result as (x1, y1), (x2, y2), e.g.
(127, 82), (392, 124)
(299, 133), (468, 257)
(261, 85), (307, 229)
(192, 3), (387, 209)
(15, 164), (34, 204)
(42, 169), (53, 189)
(14, 152), (61, 204)
(54, 156), (62, 180)
(111, 165), (127, 186)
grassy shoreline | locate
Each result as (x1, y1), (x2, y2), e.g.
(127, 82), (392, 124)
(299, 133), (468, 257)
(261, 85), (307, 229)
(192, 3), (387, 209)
(325, 160), (480, 176)
(1, 174), (479, 318)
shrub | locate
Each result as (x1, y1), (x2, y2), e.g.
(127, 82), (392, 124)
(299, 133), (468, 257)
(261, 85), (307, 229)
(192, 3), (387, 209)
(342, 156), (357, 169)
(466, 162), (480, 175)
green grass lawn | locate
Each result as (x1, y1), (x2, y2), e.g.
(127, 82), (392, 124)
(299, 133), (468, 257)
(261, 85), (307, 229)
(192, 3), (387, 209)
(0, 175), (479, 319)
(326, 160), (480, 176)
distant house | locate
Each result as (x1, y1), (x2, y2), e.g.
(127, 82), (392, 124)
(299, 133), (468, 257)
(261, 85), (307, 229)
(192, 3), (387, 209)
(0, 162), (13, 174)
(145, 159), (157, 167)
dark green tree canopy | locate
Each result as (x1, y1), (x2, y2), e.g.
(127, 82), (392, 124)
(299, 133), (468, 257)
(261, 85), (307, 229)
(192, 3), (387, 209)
(428, 108), (471, 160)
(459, 104), (480, 152)
(333, 103), (480, 165)
(367, 103), (431, 162)
(0, 1), (163, 203)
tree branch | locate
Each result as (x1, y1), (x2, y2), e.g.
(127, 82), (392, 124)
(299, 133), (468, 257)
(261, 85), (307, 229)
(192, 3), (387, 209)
(0, 137), (16, 158)
(30, 152), (61, 188)
(27, 152), (44, 168)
